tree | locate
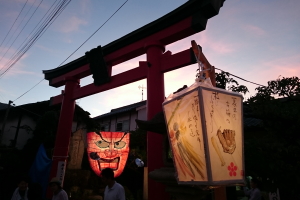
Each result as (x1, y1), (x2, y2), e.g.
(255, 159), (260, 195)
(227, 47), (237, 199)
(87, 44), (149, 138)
(215, 71), (249, 95)
(245, 76), (300, 199)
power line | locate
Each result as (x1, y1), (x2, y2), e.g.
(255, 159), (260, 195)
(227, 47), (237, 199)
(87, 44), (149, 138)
(13, 78), (44, 103)
(215, 67), (266, 87)
(11, 0), (129, 103)
(0, 0), (71, 79)
(0, 0), (43, 66)
(59, 0), (129, 67)
(0, 0), (28, 51)
(1, 0), (66, 74)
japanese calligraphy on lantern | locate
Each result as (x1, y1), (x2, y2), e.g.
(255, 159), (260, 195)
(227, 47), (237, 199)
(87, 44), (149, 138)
(86, 132), (130, 177)
(163, 90), (207, 182)
(202, 88), (243, 182)
(163, 80), (244, 185)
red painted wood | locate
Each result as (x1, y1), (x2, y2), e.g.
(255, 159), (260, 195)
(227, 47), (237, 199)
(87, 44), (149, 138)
(50, 61), (148, 105)
(106, 16), (194, 67)
(145, 41), (169, 200)
(50, 64), (90, 87)
(49, 16), (196, 87)
(74, 61), (148, 100)
(160, 48), (195, 73)
(47, 77), (79, 198)
(50, 49), (196, 105)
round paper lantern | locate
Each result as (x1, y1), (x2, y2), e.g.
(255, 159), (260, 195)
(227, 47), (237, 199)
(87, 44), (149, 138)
(87, 131), (130, 177)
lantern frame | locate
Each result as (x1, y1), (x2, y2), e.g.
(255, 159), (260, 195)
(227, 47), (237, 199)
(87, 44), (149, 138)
(163, 83), (245, 186)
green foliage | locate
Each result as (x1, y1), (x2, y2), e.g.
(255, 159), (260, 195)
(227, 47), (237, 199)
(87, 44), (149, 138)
(215, 71), (249, 95)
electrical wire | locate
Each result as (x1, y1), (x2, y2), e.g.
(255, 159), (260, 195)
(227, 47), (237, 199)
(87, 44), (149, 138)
(0, 0), (71, 79)
(0, 0), (29, 51)
(214, 67), (266, 87)
(0, 0), (39, 65)
(2, 0), (65, 73)
(58, 0), (129, 67)
(0, 0), (68, 77)
(11, 0), (129, 103)
(7, 0), (61, 65)
(13, 78), (44, 103)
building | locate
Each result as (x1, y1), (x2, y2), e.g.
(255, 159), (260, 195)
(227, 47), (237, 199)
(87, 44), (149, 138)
(93, 100), (147, 132)
(0, 100), (90, 149)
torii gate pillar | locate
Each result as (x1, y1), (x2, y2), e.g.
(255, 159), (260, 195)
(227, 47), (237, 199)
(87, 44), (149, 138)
(145, 41), (168, 200)
(47, 77), (79, 197)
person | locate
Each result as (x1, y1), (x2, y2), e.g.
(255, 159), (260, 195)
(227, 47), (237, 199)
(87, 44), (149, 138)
(11, 177), (29, 200)
(101, 168), (125, 200)
(27, 182), (43, 200)
(49, 177), (68, 200)
(243, 178), (261, 200)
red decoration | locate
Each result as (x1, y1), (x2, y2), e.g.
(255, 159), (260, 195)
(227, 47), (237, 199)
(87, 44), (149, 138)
(227, 162), (237, 177)
(240, 170), (244, 176)
(87, 132), (130, 177)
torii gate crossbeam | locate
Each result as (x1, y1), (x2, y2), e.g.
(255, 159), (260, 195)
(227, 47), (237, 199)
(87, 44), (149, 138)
(43, 1), (225, 200)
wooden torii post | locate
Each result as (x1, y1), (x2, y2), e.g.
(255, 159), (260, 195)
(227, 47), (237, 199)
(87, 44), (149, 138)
(43, 1), (226, 199)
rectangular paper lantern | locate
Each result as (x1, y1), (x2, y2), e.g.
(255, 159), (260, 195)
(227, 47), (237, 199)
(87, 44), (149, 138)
(163, 80), (244, 185)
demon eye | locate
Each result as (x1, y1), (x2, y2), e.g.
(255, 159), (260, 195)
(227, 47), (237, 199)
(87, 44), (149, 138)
(95, 140), (110, 148)
(114, 141), (126, 149)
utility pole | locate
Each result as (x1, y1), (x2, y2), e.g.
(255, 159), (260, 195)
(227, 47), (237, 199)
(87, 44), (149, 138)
(138, 85), (147, 101)
(0, 100), (13, 145)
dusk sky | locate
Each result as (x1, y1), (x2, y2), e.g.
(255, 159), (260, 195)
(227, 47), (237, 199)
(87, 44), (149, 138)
(0, 0), (299, 117)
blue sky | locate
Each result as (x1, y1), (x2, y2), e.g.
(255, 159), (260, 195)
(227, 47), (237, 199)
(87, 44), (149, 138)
(0, 0), (299, 117)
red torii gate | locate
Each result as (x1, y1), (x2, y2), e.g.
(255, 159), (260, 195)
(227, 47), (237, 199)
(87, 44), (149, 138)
(43, 1), (225, 199)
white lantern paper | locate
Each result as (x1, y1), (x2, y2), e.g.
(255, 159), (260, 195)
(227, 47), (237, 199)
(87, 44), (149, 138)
(163, 80), (245, 185)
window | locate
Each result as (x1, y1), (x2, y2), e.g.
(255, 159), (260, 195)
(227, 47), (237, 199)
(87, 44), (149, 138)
(116, 120), (129, 131)
(100, 123), (109, 131)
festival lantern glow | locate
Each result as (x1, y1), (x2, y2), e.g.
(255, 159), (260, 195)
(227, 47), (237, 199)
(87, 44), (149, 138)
(163, 80), (245, 185)
(87, 131), (130, 177)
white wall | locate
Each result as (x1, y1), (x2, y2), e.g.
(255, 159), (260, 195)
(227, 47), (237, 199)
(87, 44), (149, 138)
(0, 116), (35, 149)
(95, 105), (148, 132)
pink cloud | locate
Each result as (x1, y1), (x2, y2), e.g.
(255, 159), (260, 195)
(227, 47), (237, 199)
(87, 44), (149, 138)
(167, 32), (236, 55)
(0, 51), (39, 78)
(58, 16), (87, 33)
(262, 54), (300, 78)
(243, 25), (266, 36)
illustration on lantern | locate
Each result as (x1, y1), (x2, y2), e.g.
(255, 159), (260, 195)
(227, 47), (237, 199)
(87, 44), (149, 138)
(202, 88), (243, 181)
(217, 129), (236, 154)
(164, 90), (208, 182)
(87, 131), (129, 177)
(163, 80), (244, 185)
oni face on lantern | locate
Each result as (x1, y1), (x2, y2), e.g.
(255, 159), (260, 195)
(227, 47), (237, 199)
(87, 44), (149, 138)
(87, 132), (130, 177)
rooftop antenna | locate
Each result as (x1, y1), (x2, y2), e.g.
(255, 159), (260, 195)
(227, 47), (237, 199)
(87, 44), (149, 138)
(138, 85), (146, 101)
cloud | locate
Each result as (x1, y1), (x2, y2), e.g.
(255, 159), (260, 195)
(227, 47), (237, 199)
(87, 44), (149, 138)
(167, 32), (237, 55)
(243, 25), (266, 37)
(0, 50), (40, 78)
(58, 16), (87, 33)
(262, 54), (300, 78)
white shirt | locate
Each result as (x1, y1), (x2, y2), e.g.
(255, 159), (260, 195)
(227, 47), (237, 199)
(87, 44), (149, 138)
(11, 188), (28, 200)
(52, 189), (69, 200)
(104, 182), (125, 200)
(244, 187), (261, 200)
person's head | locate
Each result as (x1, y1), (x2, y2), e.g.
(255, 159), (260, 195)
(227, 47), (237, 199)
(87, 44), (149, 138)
(101, 168), (115, 185)
(49, 177), (62, 193)
(17, 177), (29, 191)
(250, 178), (260, 189)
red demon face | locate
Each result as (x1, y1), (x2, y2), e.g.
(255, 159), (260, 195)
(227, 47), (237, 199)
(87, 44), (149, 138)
(87, 132), (129, 177)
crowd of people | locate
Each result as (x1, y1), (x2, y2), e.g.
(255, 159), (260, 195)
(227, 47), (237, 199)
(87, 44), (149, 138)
(10, 167), (125, 200)
(11, 169), (263, 200)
